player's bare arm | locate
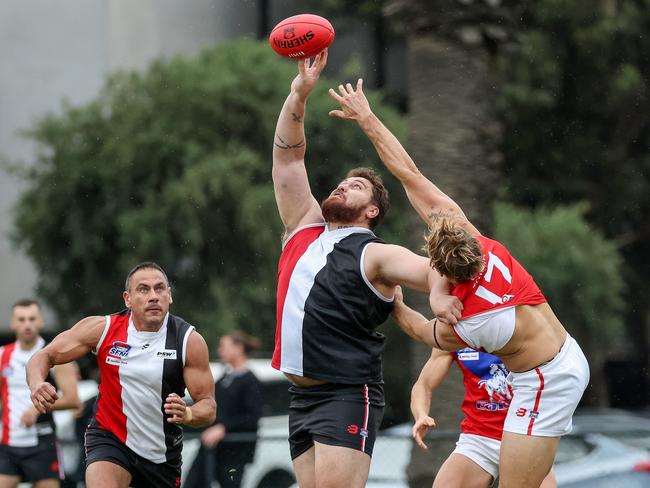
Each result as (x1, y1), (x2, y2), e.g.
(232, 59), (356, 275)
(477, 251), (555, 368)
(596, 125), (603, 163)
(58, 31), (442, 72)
(168, 331), (215, 428)
(27, 315), (105, 414)
(410, 348), (454, 449)
(273, 50), (329, 234)
(328, 78), (480, 236)
(389, 285), (436, 346)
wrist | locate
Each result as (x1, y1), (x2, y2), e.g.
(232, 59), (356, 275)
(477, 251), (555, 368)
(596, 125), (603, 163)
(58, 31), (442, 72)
(184, 406), (193, 424)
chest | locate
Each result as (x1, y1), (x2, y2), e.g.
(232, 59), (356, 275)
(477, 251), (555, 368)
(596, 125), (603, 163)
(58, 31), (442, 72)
(101, 332), (180, 385)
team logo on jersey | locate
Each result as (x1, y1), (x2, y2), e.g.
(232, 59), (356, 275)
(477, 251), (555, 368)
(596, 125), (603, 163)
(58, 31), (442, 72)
(156, 349), (177, 359)
(109, 341), (131, 358)
(477, 362), (513, 403)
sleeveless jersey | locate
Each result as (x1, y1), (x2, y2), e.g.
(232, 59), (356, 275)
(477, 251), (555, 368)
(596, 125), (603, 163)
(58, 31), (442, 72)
(0, 337), (57, 447)
(90, 310), (194, 463)
(452, 236), (546, 319)
(273, 224), (394, 384)
(453, 349), (512, 441)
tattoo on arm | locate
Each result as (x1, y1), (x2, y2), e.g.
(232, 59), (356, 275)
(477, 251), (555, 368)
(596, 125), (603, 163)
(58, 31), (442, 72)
(291, 113), (303, 123)
(274, 134), (305, 150)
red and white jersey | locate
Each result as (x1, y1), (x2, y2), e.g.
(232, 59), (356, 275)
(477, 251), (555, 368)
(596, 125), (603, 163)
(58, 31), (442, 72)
(453, 349), (512, 441)
(452, 236), (546, 319)
(0, 337), (56, 447)
(90, 310), (194, 463)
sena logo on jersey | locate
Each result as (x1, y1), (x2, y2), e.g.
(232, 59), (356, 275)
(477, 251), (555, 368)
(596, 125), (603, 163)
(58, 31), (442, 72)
(156, 350), (177, 359)
(109, 341), (131, 358)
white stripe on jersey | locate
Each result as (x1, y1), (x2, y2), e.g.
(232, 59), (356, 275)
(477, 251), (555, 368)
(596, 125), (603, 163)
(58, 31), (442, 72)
(120, 315), (168, 462)
(2, 337), (46, 447)
(280, 226), (373, 375)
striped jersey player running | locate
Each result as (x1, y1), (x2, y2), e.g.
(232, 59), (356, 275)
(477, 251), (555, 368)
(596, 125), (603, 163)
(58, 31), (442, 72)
(0, 299), (79, 488)
(25, 262), (216, 488)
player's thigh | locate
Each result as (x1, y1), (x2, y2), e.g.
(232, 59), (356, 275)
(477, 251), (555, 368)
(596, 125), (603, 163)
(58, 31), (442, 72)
(498, 432), (558, 488)
(293, 445), (315, 488)
(86, 461), (132, 488)
(434, 453), (494, 488)
(0, 475), (20, 488)
(33, 479), (60, 488)
(313, 441), (370, 488)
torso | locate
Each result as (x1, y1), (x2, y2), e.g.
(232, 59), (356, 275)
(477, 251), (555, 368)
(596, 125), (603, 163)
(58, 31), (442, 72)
(91, 310), (194, 463)
(0, 337), (56, 447)
(438, 237), (567, 372)
(273, 223), (394, 384)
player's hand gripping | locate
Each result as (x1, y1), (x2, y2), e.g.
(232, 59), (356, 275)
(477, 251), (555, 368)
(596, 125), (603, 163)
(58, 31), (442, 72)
(328, 78), (373, 122)
(412, 415), (437, 450)
(291, 49), (328, 99)
(30, 382), (58, 414)
(164, 393), (191, 424)
(430, 291), (463, 326)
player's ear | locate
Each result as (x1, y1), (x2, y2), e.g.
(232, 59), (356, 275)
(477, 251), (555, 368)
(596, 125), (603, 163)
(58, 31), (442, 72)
(123, 290), (131, 309)
(367, 205), (379, 220)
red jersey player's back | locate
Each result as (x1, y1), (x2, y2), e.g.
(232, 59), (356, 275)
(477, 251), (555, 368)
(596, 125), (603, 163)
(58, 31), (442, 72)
(452, 236), (546, 319)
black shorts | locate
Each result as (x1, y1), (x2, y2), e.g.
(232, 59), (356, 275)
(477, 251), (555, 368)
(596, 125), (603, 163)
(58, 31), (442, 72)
(288, 383), (384, 459)
(85, 427), (181, 488)
(0, 436), (61, 482)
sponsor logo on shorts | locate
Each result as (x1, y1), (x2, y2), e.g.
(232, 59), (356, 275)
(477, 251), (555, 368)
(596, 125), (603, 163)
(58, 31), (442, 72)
(156, 349), (177, 359)
(109, 341), (131, 358)
(360, 428), (369, 438)
(529, 410), (539, 419)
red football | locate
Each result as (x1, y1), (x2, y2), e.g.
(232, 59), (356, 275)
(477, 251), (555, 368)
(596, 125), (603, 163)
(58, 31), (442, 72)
(269, 14), (335, 60)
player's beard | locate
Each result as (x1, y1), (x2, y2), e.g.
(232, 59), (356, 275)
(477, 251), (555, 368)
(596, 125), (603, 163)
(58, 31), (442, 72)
(321, 196), (366, 224)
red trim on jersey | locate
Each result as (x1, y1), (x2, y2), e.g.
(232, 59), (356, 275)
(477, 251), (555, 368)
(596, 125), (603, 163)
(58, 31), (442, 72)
(361, 384), (369, 452)
(95, 315), (129, 443)
(272, 225), (326, 370)
(527, 368), (545, 436)
(0, 343), (16, 445)
(452, 236), (546, 319)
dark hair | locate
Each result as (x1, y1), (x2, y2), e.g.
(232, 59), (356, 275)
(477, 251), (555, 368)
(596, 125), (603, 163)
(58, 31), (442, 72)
(124, 262), (170, 291)
(346, 167), (390, 229)
(12, 298), (40, 310)
(228, 330), (261, 355)
(423, 213), (484, 282)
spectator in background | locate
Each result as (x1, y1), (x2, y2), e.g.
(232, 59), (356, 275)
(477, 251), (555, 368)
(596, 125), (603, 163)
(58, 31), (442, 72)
(186, 331), (263, 488)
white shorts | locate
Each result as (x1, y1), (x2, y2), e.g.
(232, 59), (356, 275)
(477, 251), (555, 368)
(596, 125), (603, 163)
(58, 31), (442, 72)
(504, 334), (589, 437)
(452, 433), (501, 479)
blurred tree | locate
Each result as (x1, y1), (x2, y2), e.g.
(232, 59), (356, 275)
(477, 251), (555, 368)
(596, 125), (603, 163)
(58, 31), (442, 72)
(11, 39), (407, 350)
(497, 0), (650, 388)
(494, 202), (625, 403)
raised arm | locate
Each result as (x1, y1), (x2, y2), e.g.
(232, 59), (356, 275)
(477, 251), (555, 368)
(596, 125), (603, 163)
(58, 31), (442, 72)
(27, 315), (105, 413)
(165, 331), (216, 428)
(273, 50), (329, 234)
(410, 348), (454, 449)
(328, 79), (480, 236)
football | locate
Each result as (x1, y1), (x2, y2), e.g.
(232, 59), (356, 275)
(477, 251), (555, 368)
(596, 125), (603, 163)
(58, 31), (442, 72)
(269, 14), (335, 60)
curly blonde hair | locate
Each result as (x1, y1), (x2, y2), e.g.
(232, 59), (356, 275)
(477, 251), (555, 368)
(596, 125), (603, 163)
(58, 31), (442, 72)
(423, 213), (484, 282)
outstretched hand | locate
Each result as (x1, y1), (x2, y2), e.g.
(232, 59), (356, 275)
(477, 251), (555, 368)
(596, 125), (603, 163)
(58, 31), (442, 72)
(291, 49), (329, 99)
(412, 415), (436, 450)
(328, 78), (373, 121)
